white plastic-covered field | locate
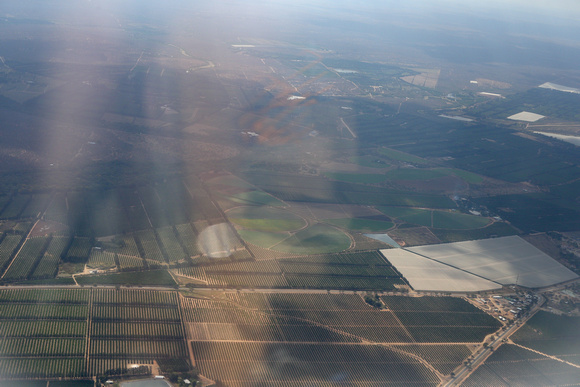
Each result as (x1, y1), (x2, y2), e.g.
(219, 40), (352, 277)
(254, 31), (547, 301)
(406, 236), (578, 289)
(379, 249), (501, 292)
(507, 111), (545, 122)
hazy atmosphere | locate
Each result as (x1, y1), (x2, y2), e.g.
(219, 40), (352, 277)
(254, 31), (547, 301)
(0, 0), (579, 386)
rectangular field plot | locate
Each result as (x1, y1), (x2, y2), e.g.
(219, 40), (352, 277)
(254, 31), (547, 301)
(0, 288), (90, 379)
(0, 288), (187, 379)
(2, 237), (49, 281)
(135, 230), (166, 263)
(0, 358), (86, 379)
(191, 342), (440, 387)
(407, 236), (579, 288)
(382, 296), (501, 343)
(181, 293), (497, 345)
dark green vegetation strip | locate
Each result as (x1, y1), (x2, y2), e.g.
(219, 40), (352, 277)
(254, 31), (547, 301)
(430, 222), (519, 243)
(379, 206), (490, 229)
(242, 172), (455, 208)
(76, 269), (176, 286)
(432, 211), (490, 229)
(346, 112), (580, 186)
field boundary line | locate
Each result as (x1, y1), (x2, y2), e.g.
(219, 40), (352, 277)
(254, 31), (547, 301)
(85, 288), (93, 375)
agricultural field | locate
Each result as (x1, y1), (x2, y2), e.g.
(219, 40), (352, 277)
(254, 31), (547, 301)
(0, 288), (187, 380)
(175, 250), (404, 290)
(0, 2), (579, 384)
(0, 234), (23, 273)
(384, 168), (483, 184)
(378, 206), (490, 229)
(323, 217), (394, 232)
(511, 311), (580, 365)
(182, 292), (498, 385)
(227, 206), (306, 232)
(242, 172), (456, 209)
(238, 223), (351, 255)
(266, 223), (351, 254)
(323, 172), (386, 184)
(222, 190), (286, 207)
(134, 230), (166, 264)
(76, 270), (176, 287)
(191, 341), (440, 387)
(345, 112), (580, 187)
(156, 226), (188, 263)
(470, 87), (580, 122)
(31, 237), (69, 279)
(2, 236), (50, 282)
(430, 222), (519, 243)
(463, 344), (580, 386)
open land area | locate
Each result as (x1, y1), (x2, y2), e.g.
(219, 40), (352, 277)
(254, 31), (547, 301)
(0, 0), (579, 385)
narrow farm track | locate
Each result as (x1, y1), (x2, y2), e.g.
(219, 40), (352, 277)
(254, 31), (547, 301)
(85, 289), (93, 375)
(510, 342), (580, 369)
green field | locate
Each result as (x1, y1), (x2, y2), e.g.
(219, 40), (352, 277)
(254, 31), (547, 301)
(225, 190), (286, 207)
(378, 206), (490, 229)
(324, 217), (394, 232)
(432, 211), (490, 229)
(227, 206), (306, 232)
(237, 229), (290, 249)
(431, 222), (519, 242)
(273, 223), (351, 254)
(323, 172), (386, 184)
(378, 206), (433, 226)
